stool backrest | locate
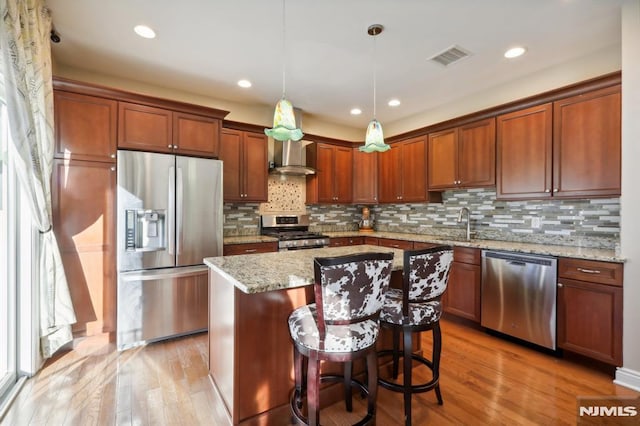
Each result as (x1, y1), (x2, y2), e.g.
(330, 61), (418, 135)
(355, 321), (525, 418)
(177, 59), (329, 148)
(403, 246), (453, 309)
(314, 252), (394, 332)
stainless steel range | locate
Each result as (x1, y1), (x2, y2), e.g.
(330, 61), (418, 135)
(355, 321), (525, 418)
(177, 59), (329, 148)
(261, 214), (329, 251)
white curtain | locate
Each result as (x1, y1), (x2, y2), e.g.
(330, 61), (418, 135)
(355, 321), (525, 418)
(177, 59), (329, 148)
(0, 0), (76, 358)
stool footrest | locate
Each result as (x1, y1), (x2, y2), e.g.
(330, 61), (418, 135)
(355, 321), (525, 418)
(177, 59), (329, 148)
(377, 350), (440, 394)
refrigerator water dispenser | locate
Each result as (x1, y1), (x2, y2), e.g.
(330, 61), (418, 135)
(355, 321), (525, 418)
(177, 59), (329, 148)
(125, 209), (167, 252)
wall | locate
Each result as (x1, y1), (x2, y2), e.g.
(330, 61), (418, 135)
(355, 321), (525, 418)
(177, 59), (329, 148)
(617, 0), (640, 392)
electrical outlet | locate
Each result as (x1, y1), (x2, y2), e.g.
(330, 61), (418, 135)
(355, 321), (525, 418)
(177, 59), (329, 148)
(399, 214), (407, 223)
(531, 217), (541, 229)
(319, 214), (325, 222)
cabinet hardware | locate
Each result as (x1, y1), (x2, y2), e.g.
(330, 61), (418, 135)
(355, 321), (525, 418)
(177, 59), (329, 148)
(173, 145), (178, 149)
(110, 166), (116, 171)
(167, 145), (172, 148)
(391, 244), (399, 248)
(544, 189), (550, 193)
(244, 249), (257, 253)
(553, 188), (559, 193)
(577, 267), (601, 274)
(110, 154), (116, 159)
(558, 283), (564, 287)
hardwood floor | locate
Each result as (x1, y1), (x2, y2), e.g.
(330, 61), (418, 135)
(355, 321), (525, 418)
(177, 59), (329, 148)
(2, 316), (637, 425)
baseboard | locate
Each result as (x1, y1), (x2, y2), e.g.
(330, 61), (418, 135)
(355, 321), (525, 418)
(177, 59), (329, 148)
(614, 367), (640, 392)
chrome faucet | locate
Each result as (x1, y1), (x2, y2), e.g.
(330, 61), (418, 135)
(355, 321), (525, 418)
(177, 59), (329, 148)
(457, 207), (471, 241)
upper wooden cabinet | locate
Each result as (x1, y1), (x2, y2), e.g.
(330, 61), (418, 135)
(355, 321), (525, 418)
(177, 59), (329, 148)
(428, 118), (496, 190)
(378, 136), (428, 203)
(497, 85), (621, 200)
(497, 103), (553, 199)
(118, 102), (221, 158)
(553, 85), (621, 198)
(352, 149), (378, 204)
(220, 128), (268, 202)
(54, 91), (117, 162)
(306, 143), (353, 204)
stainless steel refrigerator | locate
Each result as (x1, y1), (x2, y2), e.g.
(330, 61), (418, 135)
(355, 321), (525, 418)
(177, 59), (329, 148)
(116, 150), (223, 350)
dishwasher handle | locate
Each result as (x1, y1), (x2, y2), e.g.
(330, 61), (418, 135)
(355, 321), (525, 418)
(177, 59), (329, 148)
(482, 250), (556, 267)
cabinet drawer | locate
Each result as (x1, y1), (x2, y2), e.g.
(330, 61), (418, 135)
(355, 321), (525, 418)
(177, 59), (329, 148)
(453, 247), (480, 265)
(329, 236), (364, 247)
(378, 238), (414, 250)
(413, 242), (440, 250)
(558, 258), (623, 286)
(363, 236), (379, 246)
(223, 242), (278, 256)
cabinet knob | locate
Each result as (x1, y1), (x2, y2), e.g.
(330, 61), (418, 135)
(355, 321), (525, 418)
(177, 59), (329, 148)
(110, 166), (116, 171)
(553, 188), (559, 193)
(167, 145), (172, 148)
(544, 189), (550, 193)
(173, 145), (178, 149)
(558, 283), (563, 288)
(110, 154), (116, 159)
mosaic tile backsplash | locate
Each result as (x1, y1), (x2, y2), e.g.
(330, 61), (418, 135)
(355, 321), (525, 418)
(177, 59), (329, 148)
(223, 182), (619, 249)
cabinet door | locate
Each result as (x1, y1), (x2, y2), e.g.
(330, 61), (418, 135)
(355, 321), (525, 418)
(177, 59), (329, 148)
(173, 112), (220, 158)
(443, 261), (481, 322)
(377, 145), (401, 203)
(333, 146), (353, 203)
(242, 132), (268, 202)
(118, 102), (172, 153)
(496, 103), (553, 199)
(352, 149), (378, 204)
(457, 118), (495, 187)
(54, 91), (117, 162)
(557, 278), (622, 365)
(428, 128), (457, 190)
(220, 129), (243, 201)
(315, 144), (335, 203)
(553, 85), (621, 198)
(400, 137), (427, 202)
(52, 159), (116, 336)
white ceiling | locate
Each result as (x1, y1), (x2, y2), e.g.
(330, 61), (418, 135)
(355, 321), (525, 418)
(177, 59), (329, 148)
(46, 0), (624, 130)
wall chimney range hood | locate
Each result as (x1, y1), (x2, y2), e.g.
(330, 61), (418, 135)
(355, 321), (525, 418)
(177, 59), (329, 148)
(270, 139), (316, 176)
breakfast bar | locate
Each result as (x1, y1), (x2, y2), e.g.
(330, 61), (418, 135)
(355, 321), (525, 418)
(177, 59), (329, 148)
(204, 245), (405, 425)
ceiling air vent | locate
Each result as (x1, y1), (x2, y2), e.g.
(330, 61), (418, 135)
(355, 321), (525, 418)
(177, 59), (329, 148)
(429, 45), (472, 67)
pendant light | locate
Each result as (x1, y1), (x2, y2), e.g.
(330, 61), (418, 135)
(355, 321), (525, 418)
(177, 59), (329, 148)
(359, 24), (390, 153)
(265, 0), (303, 142)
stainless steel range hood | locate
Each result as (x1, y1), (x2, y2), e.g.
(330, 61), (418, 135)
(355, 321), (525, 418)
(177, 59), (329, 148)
(270, 139), (316, 175)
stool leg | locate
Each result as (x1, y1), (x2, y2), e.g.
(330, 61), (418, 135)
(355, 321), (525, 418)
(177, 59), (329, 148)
(433, 323), (443, 405)
(403, 327), (413, 426)
(344, 361), (353, 412)
(293, 346), (303, 408)
(392, 328), (400, 379)
(366, 350), (378, 418)
(307, 352), (320, 426)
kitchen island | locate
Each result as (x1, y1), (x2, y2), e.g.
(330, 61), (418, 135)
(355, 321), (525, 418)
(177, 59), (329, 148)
(204, 245), (406, 425)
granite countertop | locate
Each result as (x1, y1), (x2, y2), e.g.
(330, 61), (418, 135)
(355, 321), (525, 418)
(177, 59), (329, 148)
(322, 231), (623, 263)
(223, 235), (278, 245)
(205, 245), (405, 294)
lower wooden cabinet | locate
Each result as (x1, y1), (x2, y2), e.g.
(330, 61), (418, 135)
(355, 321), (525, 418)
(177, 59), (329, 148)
(557, 258), (623, 365)
(329, 236), (364, 247)
(223, 241), (278, 256)
(52, 159), (116, 337)
(443, 247), (481, 322)
(377, 238), (414, 250)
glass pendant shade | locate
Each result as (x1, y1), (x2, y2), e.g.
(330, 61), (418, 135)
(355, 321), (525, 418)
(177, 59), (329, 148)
(359, 118), (390, 152)
(265, 98), (304, 142)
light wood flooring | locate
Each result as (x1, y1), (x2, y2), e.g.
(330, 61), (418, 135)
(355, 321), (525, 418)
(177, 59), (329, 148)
(2, 316), (638, 425)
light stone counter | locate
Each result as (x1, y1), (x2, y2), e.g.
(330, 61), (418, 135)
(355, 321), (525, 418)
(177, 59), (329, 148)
(323, 231), (623, 263)
(204, 244), (405, 294)
(223, 235), (278, 245)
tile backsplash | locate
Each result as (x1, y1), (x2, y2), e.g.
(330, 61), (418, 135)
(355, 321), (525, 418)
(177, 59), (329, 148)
(223, 180), (619, 250)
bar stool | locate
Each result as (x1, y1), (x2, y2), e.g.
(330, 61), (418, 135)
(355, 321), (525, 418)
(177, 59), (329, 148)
(378, 246), (453, 426)
(288, 252), (394, 426)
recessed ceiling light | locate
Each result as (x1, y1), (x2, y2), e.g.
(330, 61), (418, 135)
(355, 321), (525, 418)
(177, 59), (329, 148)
(134, 25), (156, 39)
(237, 79), (252, 88)
(388, 99), (401, 107)
(504, 46), (526, 59)
(350, 108), (362, 115)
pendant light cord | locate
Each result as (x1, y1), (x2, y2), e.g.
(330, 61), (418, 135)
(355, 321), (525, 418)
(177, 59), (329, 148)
(372, 32), (377, 119)
(282, 0), (286, 98)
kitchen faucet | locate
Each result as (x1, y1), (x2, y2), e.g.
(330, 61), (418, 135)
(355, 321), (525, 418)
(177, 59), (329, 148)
(457, 207), (471, 241)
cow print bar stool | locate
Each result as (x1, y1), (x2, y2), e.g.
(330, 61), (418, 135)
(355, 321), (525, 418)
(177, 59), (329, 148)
(288, 252), (394, 426)
(378, 246), (453, 426)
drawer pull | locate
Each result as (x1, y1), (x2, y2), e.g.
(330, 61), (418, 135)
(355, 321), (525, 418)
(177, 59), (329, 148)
(391, 244), (400, 248)
(244, 248), (257, 253)
(577, 267), (601, 274)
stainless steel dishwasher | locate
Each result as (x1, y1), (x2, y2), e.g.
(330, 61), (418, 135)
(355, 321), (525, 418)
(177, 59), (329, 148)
(481, 250), (558, 350)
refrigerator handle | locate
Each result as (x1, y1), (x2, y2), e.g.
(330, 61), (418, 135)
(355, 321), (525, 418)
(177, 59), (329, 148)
(168, 165), (175, 255)
(176, 166), (184, 256)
